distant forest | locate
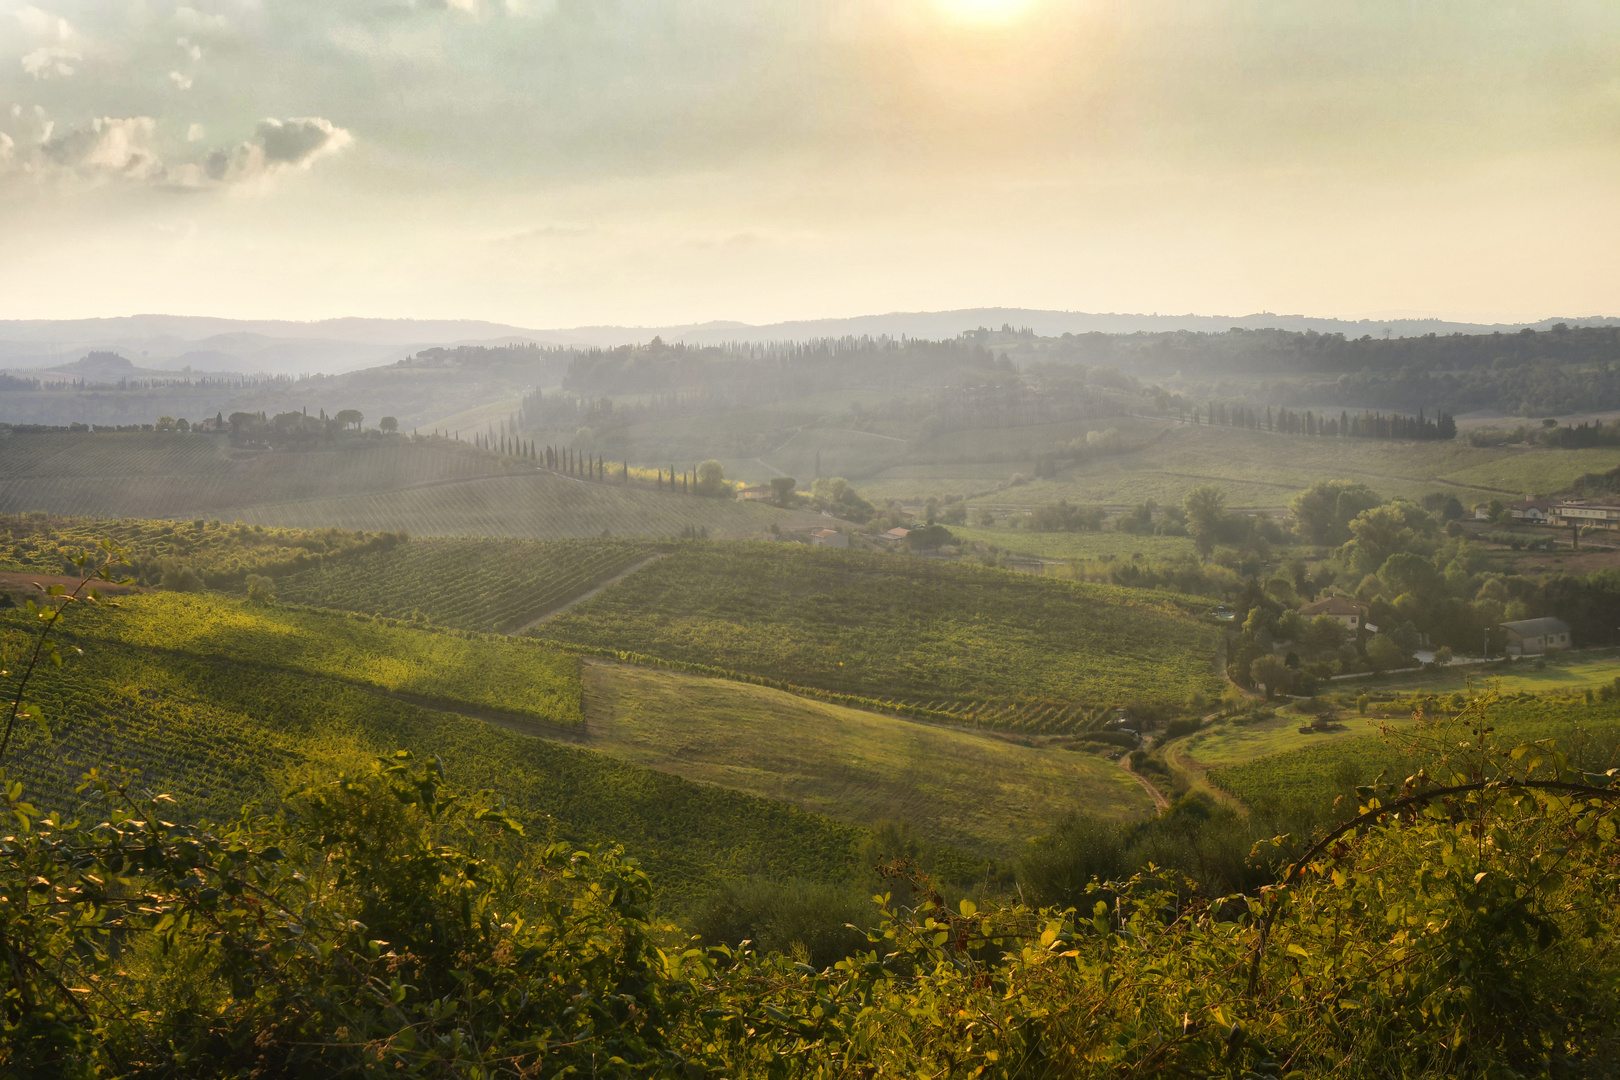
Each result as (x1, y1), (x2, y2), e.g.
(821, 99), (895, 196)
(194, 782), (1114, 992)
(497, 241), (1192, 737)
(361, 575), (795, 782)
(4, 323), (1617, 434)
(1002, 324), (1620, 414)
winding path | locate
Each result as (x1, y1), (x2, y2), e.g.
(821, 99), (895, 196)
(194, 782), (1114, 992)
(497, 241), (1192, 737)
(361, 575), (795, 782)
(1118, 755), (1169, 813)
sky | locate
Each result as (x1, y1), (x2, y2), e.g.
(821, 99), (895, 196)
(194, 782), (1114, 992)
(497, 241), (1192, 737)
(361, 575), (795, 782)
(0, 0), (1616, 327)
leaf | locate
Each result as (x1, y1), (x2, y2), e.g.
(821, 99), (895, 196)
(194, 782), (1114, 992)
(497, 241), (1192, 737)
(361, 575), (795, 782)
(1286, 944), (1310, 959)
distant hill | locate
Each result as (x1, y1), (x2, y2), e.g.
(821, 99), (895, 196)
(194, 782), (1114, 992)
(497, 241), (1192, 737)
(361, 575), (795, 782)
(18, 350), (241, 383)
(5, 308), (1615, 378)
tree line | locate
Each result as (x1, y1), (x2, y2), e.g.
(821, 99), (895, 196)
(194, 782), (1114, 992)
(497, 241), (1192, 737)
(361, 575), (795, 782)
(1192, 402), (1457, 440)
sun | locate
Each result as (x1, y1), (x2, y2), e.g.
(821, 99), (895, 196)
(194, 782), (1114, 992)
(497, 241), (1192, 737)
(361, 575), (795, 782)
(935, 0), (1038, 26)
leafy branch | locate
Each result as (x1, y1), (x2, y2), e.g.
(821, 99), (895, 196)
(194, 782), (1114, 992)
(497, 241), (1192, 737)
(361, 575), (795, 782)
(0, 540), (129, 767)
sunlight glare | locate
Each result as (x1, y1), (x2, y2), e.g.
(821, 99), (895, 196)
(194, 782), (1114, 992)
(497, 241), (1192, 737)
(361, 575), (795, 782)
(935, 0), (1038, 27)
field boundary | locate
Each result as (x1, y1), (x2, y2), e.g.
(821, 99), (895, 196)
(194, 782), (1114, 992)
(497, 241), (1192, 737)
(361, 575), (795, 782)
(508, 553), (669, 634)
(529, 639), (973, 728)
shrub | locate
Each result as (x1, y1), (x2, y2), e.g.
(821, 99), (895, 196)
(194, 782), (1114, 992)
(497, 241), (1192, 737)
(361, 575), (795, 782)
(690, 877), (873, 970)
(1017, 810), (1128, 908)
(244, 573), (274, 603)
(1162, 716), (1203, 738)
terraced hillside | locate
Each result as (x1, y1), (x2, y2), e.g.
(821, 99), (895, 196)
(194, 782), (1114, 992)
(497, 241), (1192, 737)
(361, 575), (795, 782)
(49, 592), (583, 726)
(0, 585), (1155, 892)
(0, 430), (826, 538)
(0, 616), (863, 899)
(537, 542), (1223, 730)
(273, 537), (660, 632)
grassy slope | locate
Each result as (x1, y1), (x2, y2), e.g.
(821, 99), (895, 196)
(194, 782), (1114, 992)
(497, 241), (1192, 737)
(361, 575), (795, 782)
(272, 537), (658, 633)
(232, 473), (822, 540)
(0, 632), (862, 900)
(947, 526), (1197, 562)
(1175, 655), (1620, 783)
(576, 661), (1154, 857)
(537, 542), (1222, 725)
(1203, 697), (1620, 811)
(0, 432), (509, 518)
(0, 431), (826, 539)
(55, 592), (582, 725)
(851, 420), (1620, 507)
(1343, 649), (1620, 697)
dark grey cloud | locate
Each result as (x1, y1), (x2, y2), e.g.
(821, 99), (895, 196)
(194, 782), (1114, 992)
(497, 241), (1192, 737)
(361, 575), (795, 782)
(202, 116), (351, 183)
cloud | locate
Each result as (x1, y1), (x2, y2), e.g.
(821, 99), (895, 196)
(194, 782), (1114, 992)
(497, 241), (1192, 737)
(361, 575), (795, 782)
(15, 5), (84, 79)
(198, 117), (353, 185)
(8, 115), (350, 190)
(39, 116), (163, 180)
(22, 46), (78, 79)
(169, 71), (193, 91)
(259, 117), (350, 166)
(172, 6), (230, 38)
(14, 5), (75, 40)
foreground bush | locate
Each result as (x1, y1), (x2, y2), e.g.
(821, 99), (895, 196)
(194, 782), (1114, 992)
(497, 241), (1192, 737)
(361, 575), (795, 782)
(3, 708), (1618, 1078)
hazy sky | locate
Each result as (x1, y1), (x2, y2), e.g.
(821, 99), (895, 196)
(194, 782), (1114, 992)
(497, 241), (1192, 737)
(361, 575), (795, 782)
(1, 0), (1616, 326)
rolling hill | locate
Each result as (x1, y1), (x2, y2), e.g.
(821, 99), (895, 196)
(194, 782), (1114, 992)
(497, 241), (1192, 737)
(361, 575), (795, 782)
(535, 542), (1223, 728)
(0, 594), (864, 899)
(0, 430), (826, 539)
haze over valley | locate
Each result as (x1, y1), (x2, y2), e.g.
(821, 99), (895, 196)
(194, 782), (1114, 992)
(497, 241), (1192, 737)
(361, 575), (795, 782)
(3, 2), (1620, 1075)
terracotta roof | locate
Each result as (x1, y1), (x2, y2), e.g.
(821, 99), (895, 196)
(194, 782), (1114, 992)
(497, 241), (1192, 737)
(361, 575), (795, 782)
(1500, 617), (1570, 636)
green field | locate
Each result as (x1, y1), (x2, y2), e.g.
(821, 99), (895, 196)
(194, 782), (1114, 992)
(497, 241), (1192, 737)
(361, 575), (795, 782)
(1342, 649), (1620, 697)
(0, 431), (826, 540)
(948, 525), (1198, 562)
(41, 592), (582, 725)
(575, 661), (1154, 856)
(0, 629), (863, 900)
(536, 542), (1223, 728)
(850, 420), (1620, 507)
(0, 431), (513, 517)
(231, 472), (821, 540)
(1204, 696), (1620, 811)
(272, 537), (658, 632)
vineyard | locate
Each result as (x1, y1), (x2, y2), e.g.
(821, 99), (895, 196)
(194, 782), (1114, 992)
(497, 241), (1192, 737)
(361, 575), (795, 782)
(537, 543), (1223, 730)
(271, 538), (659, 632)
(0, 627), (864, 899)
(0, 512), (401, 587)
(22, 592), (584, 726)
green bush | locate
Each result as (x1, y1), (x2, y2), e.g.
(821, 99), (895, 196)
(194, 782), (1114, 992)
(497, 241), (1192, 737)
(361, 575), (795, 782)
(690, 877), (875, 970)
